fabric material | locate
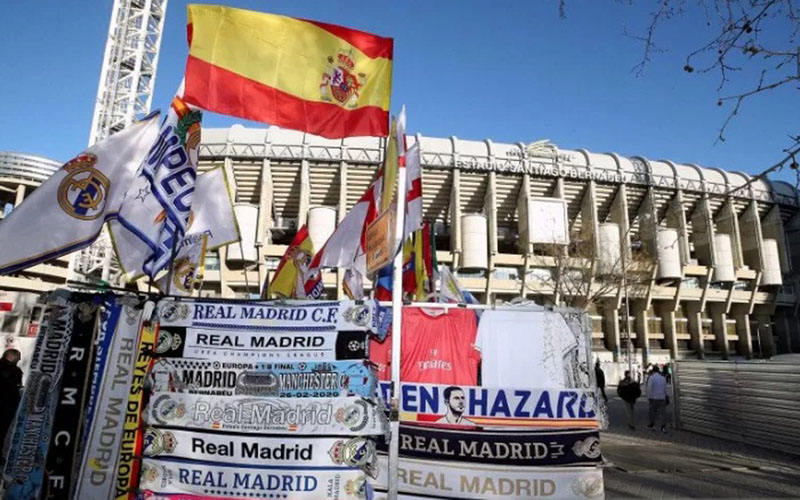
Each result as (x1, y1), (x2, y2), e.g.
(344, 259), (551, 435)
(0, 115), (159, 275)
(369, 335), (392, 381)
(475, 310), (544, 388)
(75, 297), (144, 500)
(182, 167), (241, 251)
(623, 400), (635, 428)
(3, 300), (77, 500)
(403, 143), (422, 239)
(184, 5), (392, 139)
(267, 225), (320, 299)
(646, 373), (669, 400)
(109, 97), (202, 279)
(42, 299), (99, 500)
(594, 365), (606, 388)
(617, 380), (641, 404)
(648, 398), (667, 429)
(400, 308), (479, 385)
(156, 233), (207, 296)
(0, 358), (22, 461)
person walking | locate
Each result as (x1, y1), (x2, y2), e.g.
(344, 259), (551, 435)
(617, 370), (641, 430)
(646, 364), (669, 433)
(594, 360), (607, 402)
(0, 348), (23, 463)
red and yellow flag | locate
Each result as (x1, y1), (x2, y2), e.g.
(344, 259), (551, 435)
(184, 5), (393, 138)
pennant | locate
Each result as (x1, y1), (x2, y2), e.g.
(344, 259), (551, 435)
(156, 233), (207, 296)
(439, 265), (479, 305)
(183, 5), (393, 138)
(413, 228), (426, 300)
(0, 116), (159, 275)
(267, 225), (320, 299)
(109, 97), (202, 279)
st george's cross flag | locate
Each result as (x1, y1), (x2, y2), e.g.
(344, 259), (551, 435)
(183, 4), (393, 138)
(108, 97), (202, 279)
(0, 115), (160, 275)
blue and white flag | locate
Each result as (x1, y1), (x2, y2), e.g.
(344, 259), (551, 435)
(0, 115), (159, 275)
(109, 97), (202, 279)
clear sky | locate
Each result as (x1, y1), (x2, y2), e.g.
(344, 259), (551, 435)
(1, 1), (797, 184)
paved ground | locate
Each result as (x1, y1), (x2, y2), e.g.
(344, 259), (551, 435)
(601, 385), (800, 499)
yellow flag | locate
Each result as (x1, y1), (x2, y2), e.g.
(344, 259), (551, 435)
(380, 117), (398, 211)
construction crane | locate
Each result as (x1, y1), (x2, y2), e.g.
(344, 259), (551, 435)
(70, 0), (168, 285)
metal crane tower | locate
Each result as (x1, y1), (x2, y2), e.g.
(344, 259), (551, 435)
(71, 0), (168, 286)
(88, 0), (168, 145)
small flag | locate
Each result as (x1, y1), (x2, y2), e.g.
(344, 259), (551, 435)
(266, 226), (321, 299)
(156, 233), (207, 296)
(109, 97), (202, 279)
(184, 5), (393, 138)
(403, 142), (423, 239)
(0, 115), (160, 275)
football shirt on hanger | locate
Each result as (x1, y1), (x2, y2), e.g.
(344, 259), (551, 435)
(476, 310), (577, 387)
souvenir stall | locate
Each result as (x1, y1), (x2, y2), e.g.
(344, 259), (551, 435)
(0, 5), (605, 500)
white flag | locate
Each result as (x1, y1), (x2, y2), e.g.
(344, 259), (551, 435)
(403, 142), (422, 239)
(109, 97), (202, 279)
(156, 233), (207, 296)
(0, 115), (160, 275)
(187, 166), (240, 251)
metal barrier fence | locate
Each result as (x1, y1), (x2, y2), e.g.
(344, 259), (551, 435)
(673, 360), (800, 456)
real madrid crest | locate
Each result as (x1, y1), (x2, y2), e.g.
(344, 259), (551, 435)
(320, 49), (366, 109)
(57, 153), (110, 221)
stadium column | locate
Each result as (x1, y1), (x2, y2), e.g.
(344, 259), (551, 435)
(15, 184), (25, 206)
(484, 169), (497, 304)
(449, 167), (462, 270)
(709, 304), (730, 359)
(552, 177), (567, 305)
(518, 173), (532, 298)
(336, 160), (348, 299)
(660, 303), (679, 359)
(603, 304), (621, 362)
(633, 302), (650, 365)
(255, 158), (273, 291)
(580, 179), (600, 296)
(685, 302), (705, 359)
(731, 307), (754, 359)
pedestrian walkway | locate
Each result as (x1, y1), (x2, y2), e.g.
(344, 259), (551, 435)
(601, 385), (800, 498)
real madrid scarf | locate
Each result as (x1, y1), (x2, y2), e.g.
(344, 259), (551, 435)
(142, 428), (378, 476)
(144, 391), (388, 436)
(3, 299), (76, 500)
(41, 296), (100, 500)
(114, 319), (157, 500)
(376, 425), (602, 466)
(152, 326), (368, 361)
(138, 458), (368, 500)
(150, 359), (379, 399)
(74, 295), (145, 500)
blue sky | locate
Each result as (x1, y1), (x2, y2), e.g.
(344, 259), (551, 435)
(1, 1), (797, 184)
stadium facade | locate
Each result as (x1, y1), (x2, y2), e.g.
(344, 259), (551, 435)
(3, 125), (800, 366)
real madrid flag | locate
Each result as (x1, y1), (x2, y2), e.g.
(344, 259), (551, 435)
(156, 233), (207, 296)
(109, 97), (202, 279)
(0, 114), (160, 275)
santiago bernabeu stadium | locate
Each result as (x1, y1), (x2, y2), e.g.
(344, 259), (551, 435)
(2, 125), (800, 371)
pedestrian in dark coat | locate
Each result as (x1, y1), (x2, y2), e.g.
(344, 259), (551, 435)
(0, 348), (22, 463)
(617, 370), (641, 429)
(594, 360), (607, 402)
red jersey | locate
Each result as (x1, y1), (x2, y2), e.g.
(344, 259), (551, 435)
(369, 334), (392, 381)
(400, 307), (479, 385)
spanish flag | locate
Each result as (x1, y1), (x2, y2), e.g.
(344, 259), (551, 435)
(184, 5), (393, 138)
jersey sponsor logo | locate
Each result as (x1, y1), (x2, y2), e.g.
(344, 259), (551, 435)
(144, 392), (387, 436)
(139, 458), (367, 500)
(379, 382), (599, 428)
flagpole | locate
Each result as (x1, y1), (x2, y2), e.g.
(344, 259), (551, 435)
(388, 162), (406, 500)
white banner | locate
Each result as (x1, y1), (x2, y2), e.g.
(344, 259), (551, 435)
(156, 298), (376, 331)
(144, 391), (388, 436)
(139, 458), (367, 500)
(378, 382), (599, 429)
(73, 299), (144, 500)
(369, 455), (604, 499)
(143, 428), (377, 474)
(187, 166), (240, 251)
